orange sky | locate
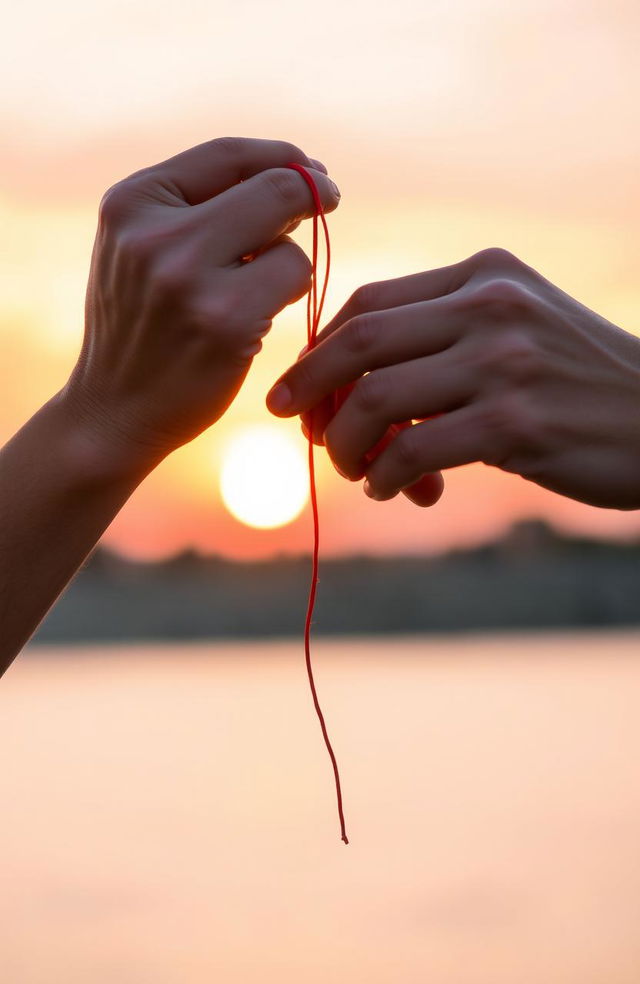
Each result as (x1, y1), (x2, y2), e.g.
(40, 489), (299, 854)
(2, 0), (639, 558)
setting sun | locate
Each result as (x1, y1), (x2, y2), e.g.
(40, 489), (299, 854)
(219, 424), (308, 530)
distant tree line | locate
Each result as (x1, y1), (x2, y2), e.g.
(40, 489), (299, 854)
(32, 520), (640, 644)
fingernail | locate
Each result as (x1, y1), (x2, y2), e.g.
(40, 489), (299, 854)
(329, 179), (341, 199)
(267, 382), (292, 414)
(309, 158), (328, 174)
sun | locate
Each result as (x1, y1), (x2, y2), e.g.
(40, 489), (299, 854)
(219, 424), (309, 529)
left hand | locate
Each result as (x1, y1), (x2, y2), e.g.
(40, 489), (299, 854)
(267, 248), (640, 510)
(65, 137), (339, 476)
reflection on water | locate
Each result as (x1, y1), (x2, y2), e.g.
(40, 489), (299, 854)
(2, 632), (640, 983)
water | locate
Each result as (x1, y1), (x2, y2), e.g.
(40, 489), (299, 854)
(2, 632), (640, 983)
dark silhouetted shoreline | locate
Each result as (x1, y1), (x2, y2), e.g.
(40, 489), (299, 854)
(29, 520), (640, 644)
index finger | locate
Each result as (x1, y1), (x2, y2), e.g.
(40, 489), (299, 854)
(266, 295), (459, 418)
(313, 258), (475, 348)
(133, 136), (326, 206)
(207, 165), (341, 264)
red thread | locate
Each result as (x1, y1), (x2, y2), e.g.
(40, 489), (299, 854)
(286, 163), (348, 845)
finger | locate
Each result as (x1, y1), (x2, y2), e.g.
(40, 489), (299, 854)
(240, 219), (302, 262)
(313, 248), (530, 350)
(363, 407), (491, 500)
(301, 397), (338, 446)
(323, 352), (472, 480)
(138, 137), (321, 206)
(308, 158), (328, 174)
(360, 420), (445, 506)
(301, 416), (332, 447)
(204, 166), (340, 264)
(299, 381), (357, 446)
(267, 297), (462, 418)
(312, 258), (476, 351)
(364, 420), (409, 462)
(401, 472), (445, 507)
(235, 236), (312, 319)
(309, 408), (444, 503)
(283, 217), (302, 237)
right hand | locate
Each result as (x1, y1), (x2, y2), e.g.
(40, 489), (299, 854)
(63, 137), (340, 475)
(268, 248), (640, 510)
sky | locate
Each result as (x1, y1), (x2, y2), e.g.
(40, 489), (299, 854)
(1, 0), (639, 559)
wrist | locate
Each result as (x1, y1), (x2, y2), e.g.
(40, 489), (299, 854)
(45, 386), (165, 489)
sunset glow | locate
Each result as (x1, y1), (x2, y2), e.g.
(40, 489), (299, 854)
(2, 0), (639, 559)
(220, 426), (308, 529)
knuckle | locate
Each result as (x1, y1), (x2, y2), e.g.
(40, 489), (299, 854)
(98, 181), (133, 226)
(178, 294), (242, 350)
(231, 320), (272, 364)
(142, 232), (199, 284)
(477, 393), (539, 462)
(149, 250), (209, 307)
(492, 331), (542, 383)
(393, 425), (422, 473)
(342, 313), (379, 355)
(233, 333), (267, 368)
(472, 247), (522, 271)
(176, 297), (257, 365)
(353, 370), (389, 415)
(152, 257), (192, 300)
(195, 291), (238, 330)
(282, 241), (313, 290)
(323, 429), (347, 476)
(476, 396), (511, 440)
(290, 350), (317, 395)
(118, 223), (179, 267)
(263, 168), (302, 207)
(350, 282), (381, 314)
(272, 139), (303, 160)
(470, 278), (533, 320)
(211, 135), (246, 158)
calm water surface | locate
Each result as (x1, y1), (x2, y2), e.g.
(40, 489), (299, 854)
(2, 632), (640, 983)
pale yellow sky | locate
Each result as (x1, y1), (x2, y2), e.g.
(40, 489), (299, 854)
(2, 0), (639, 557)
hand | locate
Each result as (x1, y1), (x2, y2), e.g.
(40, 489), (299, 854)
(267, 248), (640, 510)
(64, 137), (340, 474)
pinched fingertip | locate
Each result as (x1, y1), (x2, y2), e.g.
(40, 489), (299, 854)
(402, 474), (445, 507)
(266, 381), (292, 415)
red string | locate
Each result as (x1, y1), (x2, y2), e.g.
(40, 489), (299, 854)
(286, 163), (348, 845)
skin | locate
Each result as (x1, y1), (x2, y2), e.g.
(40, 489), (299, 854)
(0, 137), (340, 673)
(267, 247), (640, 510)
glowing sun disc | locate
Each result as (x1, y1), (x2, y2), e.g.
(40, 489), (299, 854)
(220, 424), (308, 529)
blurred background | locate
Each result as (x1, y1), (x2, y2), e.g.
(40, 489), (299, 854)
(2, 0), (640, 981)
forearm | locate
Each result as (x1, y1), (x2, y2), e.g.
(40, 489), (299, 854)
(0, 138), (339, 674)
(0, 392), (153, 673)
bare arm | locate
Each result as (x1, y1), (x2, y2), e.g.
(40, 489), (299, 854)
(0, 395), (153, 666)
(0, 137), (340, 673)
